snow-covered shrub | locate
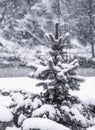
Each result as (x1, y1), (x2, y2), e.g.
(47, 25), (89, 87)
(84, 97), (95, 119)
(7, 90), (95, 130)
(30, 102), (94, 129)
(9, 92), (42, 127)
(32, 104), (60, 121)
(0, 105), (13, 130)
(22, 117), (70, 130)
(60, 103), (92, 129)
(0, 89), (11, 96)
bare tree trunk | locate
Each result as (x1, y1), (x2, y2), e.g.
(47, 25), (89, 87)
(55, 23), (59, 39)
(88, 0), (95, 57)
(55, 0), (61, 39)
(57, 0), (61, 35)
(91, 42), (95, 57)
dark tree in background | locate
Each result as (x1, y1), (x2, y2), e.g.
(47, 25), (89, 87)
(74, 0), (95, 57)
(64, 0), (95, 57)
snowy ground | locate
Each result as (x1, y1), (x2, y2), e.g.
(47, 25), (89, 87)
(0, 76), (94, 103)
(0, 77), (43, 94)
(70, 77), (95, 101)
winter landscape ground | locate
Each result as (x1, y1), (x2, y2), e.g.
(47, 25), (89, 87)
(0, 76), (95, 130)
(0, 69), (95, 130)
(0, 41), (94, 130)
(0, 0), (95, 130)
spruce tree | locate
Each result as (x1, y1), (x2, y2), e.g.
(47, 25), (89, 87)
(29, 23), (84, 105)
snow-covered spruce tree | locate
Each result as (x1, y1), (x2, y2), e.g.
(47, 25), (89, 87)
(29, 23), (86, 129)
(30, 23), (83, 105)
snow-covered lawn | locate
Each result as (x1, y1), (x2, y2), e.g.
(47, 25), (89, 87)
(0, 76), (94, 105)
(0, 77), (43, 94)
(70, 77), (95, 101)
(0, 76), (94, 130)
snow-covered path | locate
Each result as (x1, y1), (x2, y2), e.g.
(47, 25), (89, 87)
(0, 77), (94, 101)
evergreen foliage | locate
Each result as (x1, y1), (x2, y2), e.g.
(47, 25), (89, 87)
(30, 23), (84, 105)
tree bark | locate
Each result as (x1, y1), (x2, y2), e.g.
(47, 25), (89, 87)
(55, 23), (59, 39)
(88, 0), (95, 57)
